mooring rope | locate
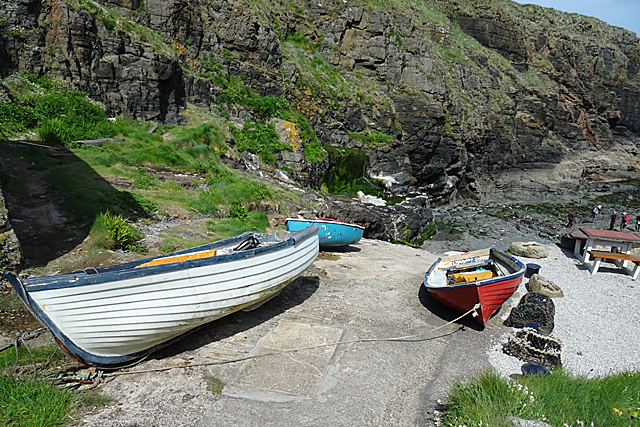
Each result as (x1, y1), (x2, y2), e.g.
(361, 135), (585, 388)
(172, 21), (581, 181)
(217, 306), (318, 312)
(8, 328), (45, 376)
(103, 303), (482, 377)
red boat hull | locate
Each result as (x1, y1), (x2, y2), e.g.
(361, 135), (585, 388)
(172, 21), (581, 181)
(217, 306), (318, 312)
(427, 274), (523, 324)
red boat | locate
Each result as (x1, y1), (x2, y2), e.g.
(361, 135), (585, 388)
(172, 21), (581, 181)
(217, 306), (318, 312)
(423, 248), (525, 325)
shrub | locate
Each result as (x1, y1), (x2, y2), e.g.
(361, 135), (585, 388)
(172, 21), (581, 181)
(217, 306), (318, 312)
(295, 112), (324, 163)
(246, 95), (291, 119)
(93, 211), (144, 250)
(102, 16), (116, 30)
(129, 243), (149, 254)
(128, 191), (159, 216)
(36, 118), (68, 143)
(0, 102), (37, 135)
(204, 162), (232, 184)
(227, 200), (248, 221)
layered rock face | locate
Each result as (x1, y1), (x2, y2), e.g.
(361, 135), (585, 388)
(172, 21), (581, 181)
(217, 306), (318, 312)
(1, 0), (639, 202)
(0, 182), (23, 271)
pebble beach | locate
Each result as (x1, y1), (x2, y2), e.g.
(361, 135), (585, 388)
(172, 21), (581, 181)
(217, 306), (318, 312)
(488, 244), (640, 378)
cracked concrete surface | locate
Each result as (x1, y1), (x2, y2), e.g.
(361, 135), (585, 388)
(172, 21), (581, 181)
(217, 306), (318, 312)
(80, 239), (512, 427)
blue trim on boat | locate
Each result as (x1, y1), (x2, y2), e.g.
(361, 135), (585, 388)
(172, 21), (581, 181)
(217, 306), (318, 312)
(20, 227), (318, 292)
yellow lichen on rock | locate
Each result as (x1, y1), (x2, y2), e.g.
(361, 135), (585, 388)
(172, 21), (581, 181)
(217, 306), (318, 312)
(271, 119), (303, 153)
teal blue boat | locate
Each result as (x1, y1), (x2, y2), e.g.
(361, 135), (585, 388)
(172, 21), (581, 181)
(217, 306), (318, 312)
(286, 218), (365, 248)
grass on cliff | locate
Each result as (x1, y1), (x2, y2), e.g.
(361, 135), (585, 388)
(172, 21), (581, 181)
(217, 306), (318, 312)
(442, 368), (640, 427)
(1, 76), (307, 268)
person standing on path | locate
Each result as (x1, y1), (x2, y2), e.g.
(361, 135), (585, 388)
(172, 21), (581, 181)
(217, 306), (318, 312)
(567, 211), (577, 228)
(609, 211), (618, 231)
(636, 215), (640, 232)
(590, 205), (601, 222)
(620, 212), (629, 231)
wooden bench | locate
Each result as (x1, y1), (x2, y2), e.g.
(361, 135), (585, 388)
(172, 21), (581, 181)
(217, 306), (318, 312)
(587, 250), (640, 280)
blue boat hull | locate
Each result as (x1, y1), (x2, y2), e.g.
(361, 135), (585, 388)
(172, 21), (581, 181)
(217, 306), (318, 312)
(286, 219), (364, 247)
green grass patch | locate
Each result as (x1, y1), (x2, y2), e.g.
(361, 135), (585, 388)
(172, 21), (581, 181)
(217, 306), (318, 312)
(207, 212), (270, 239)
(438, 44), (468, 65)
(0, 342), (112, 427)
(132, 169), (157, 189)
(348, 130), (395, 148)
(206, 375), (225, 395)
(229, 121), (288, 165)
(190, 169), (279, 214)
(0, 375), (72, 427)
(442, 368), (640, 427)
(0, 343), (69, 373)
(158, 211), (270, 250)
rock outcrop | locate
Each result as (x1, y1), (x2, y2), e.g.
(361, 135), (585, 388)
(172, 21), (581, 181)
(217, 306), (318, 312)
(1, 0), (639, 203)
(0, 181), (23, 272)
(318, 195), (433, 242)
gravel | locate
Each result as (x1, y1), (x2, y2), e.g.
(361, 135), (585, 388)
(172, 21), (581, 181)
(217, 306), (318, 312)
(488, 243), (640, 378)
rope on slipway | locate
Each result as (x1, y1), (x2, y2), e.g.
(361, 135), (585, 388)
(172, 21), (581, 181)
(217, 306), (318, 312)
(0, 328), (46, 376)
(104, 303), (482, 377)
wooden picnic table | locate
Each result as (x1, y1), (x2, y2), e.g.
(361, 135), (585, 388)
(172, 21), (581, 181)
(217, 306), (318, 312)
(576, 228), (640, 278)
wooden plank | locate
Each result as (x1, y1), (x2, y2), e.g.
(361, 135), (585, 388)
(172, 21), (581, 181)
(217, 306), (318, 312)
(587, 250), (640, 262)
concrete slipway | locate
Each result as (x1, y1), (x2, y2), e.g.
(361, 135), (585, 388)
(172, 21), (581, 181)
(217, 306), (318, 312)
(81, 239), (515, 427)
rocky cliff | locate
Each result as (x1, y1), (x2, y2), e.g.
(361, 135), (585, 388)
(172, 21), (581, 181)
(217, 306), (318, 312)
(1, 0), (639, 203)
(0, 182), (23, 271)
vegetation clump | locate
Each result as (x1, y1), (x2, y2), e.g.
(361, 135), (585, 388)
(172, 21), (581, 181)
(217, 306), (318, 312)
(442, 368), (640, 427)
(229, 121), (287, 165)
(92, 211), (144, 251)
(0, 74), (123, 145)
(348, 130), (395, 148)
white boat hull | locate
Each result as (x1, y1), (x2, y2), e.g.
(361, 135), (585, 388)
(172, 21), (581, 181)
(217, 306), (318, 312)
(6, 226), (319, 365)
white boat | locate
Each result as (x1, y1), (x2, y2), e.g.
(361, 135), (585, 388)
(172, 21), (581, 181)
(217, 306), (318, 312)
(4, 225), (319, 366)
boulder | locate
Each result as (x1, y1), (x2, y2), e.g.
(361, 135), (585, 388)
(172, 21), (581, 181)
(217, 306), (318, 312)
(509, 242), (549, 258)
(528, 274), (564, 298)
